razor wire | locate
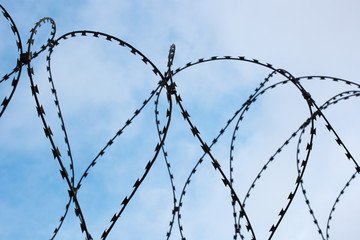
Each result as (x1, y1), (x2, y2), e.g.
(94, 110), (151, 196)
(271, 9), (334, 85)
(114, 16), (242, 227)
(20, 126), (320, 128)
(1, 4), (359, 240)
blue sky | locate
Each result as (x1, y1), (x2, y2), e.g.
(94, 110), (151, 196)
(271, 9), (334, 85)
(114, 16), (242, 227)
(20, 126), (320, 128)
(1, 1), (359, 239)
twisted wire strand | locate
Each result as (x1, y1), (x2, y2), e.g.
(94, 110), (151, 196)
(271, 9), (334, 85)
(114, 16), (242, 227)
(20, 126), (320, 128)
(295, 90), (360, 240)
(1, 4), (359, 240)
(46, 38), (76, 240)
(4, 9), (169, 238)
(172, 91), (258, 240)
(43, 30), (169, 239)
(172, 69), (280, 240)
(172, 58), (313, 240)
(25, 17), (93, 240)
(236, 88), (360, 239)
(234, 82), (359, 239)
(99, 43), (174, 240)
(171, 57), (358, 239)
(0, 4), (23, 117)
(326, 171), (358, 239)
(171, 58), (284, 240)
(154, 86), (179, 240)
(229, 70), (279, 239)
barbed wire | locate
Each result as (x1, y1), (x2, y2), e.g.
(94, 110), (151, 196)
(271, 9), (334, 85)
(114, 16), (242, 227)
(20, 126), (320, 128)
(1, 4), (359, 240)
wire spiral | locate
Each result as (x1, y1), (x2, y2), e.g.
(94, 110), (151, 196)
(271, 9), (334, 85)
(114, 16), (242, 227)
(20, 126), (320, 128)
(1, 4), (359, 240)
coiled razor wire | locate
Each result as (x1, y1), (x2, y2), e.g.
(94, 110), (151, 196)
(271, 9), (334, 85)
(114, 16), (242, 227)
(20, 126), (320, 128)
(1, 4), (359, 240)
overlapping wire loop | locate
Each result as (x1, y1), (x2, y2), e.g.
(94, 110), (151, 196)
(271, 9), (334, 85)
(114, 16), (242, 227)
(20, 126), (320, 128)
(1, 4), (359, 240)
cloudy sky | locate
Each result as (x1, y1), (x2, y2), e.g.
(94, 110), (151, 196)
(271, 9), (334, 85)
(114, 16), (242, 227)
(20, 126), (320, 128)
(0, 1), (359, 240)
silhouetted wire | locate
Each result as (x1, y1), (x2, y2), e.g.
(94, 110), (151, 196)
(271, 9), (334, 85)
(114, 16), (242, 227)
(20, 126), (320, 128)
(295, 89), (360, 240)
(1, 4), (359, 240)
(0, 5), (23, 117)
